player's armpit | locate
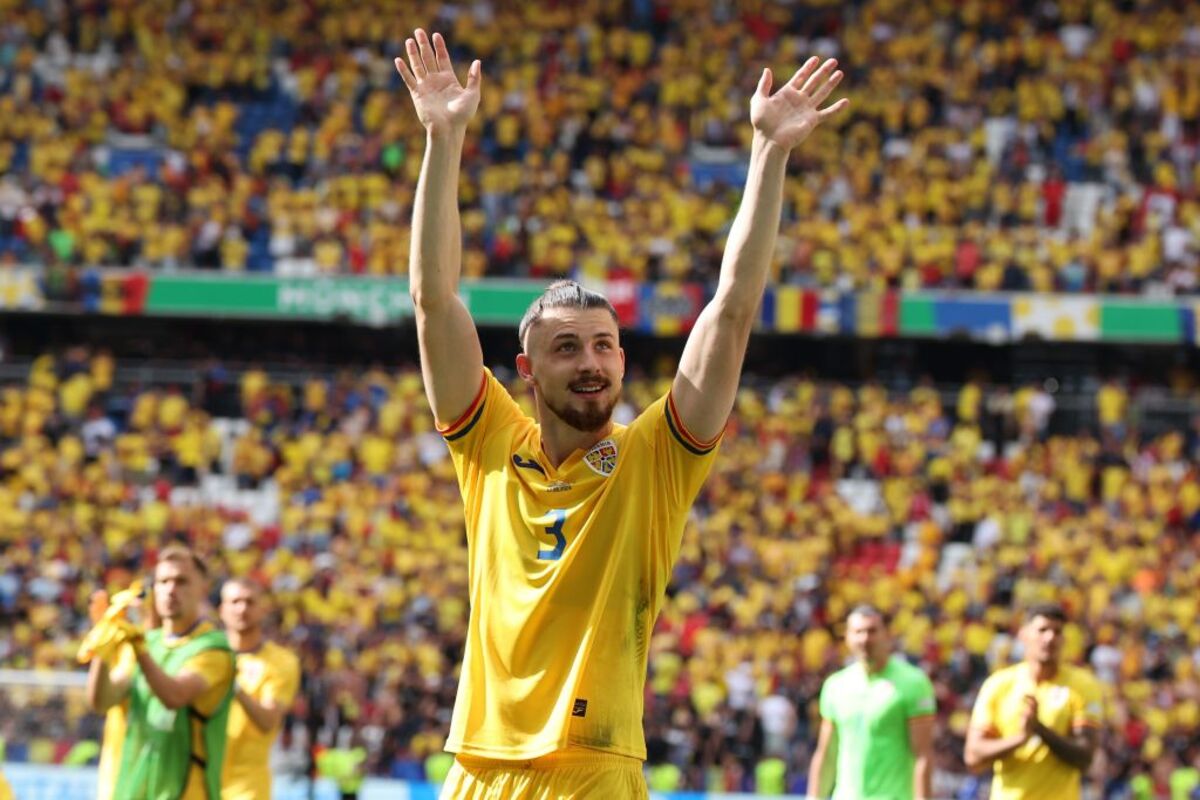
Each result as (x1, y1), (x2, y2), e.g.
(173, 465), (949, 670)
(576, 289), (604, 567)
(631, 394), (722, 514)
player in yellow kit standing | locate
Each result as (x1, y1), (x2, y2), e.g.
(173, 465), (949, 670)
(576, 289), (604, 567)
(394, 27), (849, 799)
(964, 603), (1103, 800)
(219, 578), (301, 800)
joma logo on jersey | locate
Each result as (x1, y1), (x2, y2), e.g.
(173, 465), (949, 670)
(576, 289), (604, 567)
(583, 439), (618, 476)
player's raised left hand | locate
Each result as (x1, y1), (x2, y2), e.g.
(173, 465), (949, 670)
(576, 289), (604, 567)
(751, 57), (848, 151)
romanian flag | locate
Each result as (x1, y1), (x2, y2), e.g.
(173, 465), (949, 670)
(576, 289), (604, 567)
(98, 273), (149, 315)
(770, 287), (819, 332)
(760, 288), (840, 333)
(99, 273), (125, 314)
(841, 291), (899, 337)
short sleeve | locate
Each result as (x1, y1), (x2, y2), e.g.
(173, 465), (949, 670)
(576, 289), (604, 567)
(108, 640), (138, 680)
(1071, 671), (1104, 730)
(184, 649), (235, 718)
(904, 670), (937, 718)
(818, 675), (835, 721)
(439, 368), (528, 465)
(261, 649), (301, 709)
(627, 392), (722, 510)
(969, 673), (1001, 732)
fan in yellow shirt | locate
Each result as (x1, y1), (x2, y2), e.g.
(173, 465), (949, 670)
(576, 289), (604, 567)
(219, 578), (301, 800)
(965, 603), (1103, 800)
(396, 24), (848, 798)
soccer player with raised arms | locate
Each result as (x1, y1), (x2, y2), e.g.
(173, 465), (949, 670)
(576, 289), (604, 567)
(395, 27), (847, 798)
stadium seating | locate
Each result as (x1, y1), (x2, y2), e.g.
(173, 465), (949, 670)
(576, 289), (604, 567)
(0, 1), (1194, 290)
(0, 348), (1197, 794)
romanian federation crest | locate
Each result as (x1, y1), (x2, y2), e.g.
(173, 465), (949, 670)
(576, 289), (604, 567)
(583, 439), (618, 477)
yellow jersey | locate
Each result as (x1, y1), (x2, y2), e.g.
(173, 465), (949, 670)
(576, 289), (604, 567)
(441, 370), (720, 760)
(969, 662), (1103, 800)
(97, 645), (137, 800)
(222, 640), (301, 800)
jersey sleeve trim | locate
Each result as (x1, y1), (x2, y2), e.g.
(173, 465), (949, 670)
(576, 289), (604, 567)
(439, 373), (488, 441)
(665, 392), (721, 455)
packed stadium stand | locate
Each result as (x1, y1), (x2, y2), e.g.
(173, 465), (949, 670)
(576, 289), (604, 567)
(0, 339), (1197, 796)
(2, 0), (1200, 798)
(0, 0), (1195, 291)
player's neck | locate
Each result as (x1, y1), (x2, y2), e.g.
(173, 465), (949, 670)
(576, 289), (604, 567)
(538, 412), (614, 468)
(1026, 660), (1059, 682)
(864, 654), (890, 674)
(162, 614), (201, 638)
(229, 627), (263, 653)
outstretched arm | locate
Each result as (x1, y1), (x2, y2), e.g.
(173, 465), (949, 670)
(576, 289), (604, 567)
(396, 29), (485, 426)
(672, 58), (848, 442)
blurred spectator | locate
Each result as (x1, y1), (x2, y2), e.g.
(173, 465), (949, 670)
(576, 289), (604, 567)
(0, 347), (1198, 795)
(0, 1), (1195, 293)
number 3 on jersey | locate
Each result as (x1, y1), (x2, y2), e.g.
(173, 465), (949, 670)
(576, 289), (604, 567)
(538, 509), (568, 561)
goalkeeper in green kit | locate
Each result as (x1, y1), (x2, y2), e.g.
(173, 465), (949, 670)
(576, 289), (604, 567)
(85, 544), (235, 800)
(807, 605), (937, 800)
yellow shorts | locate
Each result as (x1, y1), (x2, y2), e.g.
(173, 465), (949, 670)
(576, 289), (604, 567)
(439, 749), (649, 800)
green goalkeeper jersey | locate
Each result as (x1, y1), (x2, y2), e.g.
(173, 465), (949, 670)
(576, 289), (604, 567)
(818, 655), (936, 800)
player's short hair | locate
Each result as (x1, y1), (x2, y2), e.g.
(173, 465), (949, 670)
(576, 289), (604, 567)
(157, 543), (207, 578)
(221, 576), (263, 596)
(1023, 602), (1067, 625)
(847, 604), (890, 627)
(518, 280), (619, 351)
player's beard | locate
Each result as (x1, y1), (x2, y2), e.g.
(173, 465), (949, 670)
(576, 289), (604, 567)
(544, 379), (619, 433)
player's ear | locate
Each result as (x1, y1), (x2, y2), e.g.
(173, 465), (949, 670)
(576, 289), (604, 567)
(515, 351), (534, 383)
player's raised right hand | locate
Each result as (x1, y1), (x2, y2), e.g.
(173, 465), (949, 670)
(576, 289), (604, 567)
(395, 29), (481, 137)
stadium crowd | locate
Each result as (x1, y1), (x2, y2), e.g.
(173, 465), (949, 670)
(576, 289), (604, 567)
(0, 0), (1196, 292)
(0, 347), (1198, 798)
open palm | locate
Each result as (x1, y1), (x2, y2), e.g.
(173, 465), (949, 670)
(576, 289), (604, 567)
(395, 29), (481, 136)
(751, 57), (848, 151)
